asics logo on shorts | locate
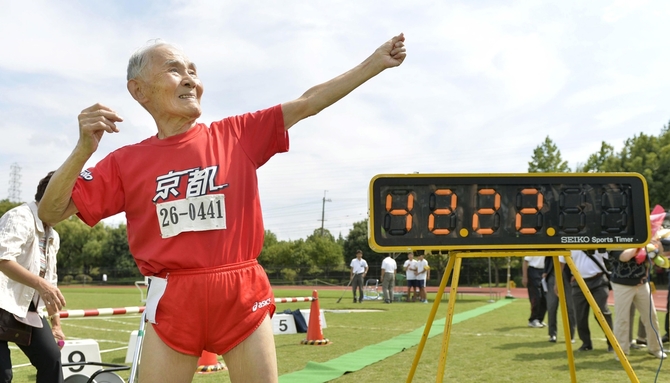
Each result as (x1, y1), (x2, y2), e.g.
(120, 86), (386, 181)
(252, 297), (272, 312)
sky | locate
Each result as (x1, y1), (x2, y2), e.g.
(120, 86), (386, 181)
(2, 0), (670, 241)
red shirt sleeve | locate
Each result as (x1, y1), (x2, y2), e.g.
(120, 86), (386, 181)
(215, 104), (288, 168)
(72, 153), (126, 227)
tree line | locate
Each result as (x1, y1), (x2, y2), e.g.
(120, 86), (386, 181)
(2, 120), (669, 285)
(0, 201), (137, 282)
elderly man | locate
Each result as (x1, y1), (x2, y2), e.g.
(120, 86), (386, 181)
(38, 35), (406, 383)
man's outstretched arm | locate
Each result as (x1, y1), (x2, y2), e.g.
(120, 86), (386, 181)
(281, 33), (406, 130)
(38, 150), (87, 225)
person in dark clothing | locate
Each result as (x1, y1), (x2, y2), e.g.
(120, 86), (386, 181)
(544, 257), (575, 343)
(561, 250), (613, 352)
(522, 256), (547, 328)
(610, 244), (666, 360)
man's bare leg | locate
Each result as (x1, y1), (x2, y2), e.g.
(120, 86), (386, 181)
(138, 323), (199, 383)
(223, 314), (278, 383)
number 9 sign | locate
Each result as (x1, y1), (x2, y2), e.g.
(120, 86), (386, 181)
(60, 339), (102, 379)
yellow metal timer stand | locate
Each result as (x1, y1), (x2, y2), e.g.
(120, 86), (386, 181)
(406, 250), (640, 383)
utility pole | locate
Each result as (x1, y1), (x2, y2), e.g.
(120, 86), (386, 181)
(320, 190), (332, 236)
(8, 163), (21, 203)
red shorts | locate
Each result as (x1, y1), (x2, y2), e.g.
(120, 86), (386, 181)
(150, 259), (275, 356)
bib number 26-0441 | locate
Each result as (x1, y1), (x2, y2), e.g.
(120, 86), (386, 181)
(156, 194), (226, 238)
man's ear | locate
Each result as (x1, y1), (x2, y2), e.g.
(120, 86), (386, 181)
(127, 79), (149, 104)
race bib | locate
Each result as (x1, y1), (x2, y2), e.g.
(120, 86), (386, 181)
(156, 194), (226, 238)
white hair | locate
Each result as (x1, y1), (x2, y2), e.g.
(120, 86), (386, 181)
(126, 39), (184, 81)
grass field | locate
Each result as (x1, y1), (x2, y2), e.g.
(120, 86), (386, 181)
(8, 286), (670, 382)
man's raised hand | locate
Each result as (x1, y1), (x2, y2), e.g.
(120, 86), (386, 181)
(374, 33), (407, 70)
(77, 103), (123, 155)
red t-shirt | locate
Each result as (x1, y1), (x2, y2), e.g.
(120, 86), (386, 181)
(72, 105), (288, 275)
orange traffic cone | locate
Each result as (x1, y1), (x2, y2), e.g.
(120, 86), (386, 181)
(195, 350), (227, 374)
(300, 290), (331, 345)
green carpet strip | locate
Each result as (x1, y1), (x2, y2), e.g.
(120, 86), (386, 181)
(279, 299), (513, 383)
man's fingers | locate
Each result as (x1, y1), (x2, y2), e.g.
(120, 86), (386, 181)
(99, 109), (124, 123)
(79, 104), (124, 129)
(100, 116), (121, 133)
(391, 53), (407, 63)
(80, 117), (116, 134)
(84, 108), (123, 124)
(384, 35), (406, 66)
(81, 103), (123, 119)
(392, 33), (405, 43)
(80, 113), (122, 133)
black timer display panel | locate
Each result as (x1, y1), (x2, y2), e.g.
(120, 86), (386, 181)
(368, 173), (650, 251)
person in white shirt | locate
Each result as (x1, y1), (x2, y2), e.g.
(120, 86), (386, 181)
(559, 250), (613, 352)
(522, 256), (547, 328)
(403, 252), (418, 302)
(0, 172), (66, 382)
(415, 254), (429, 303)
(350, 250), (368, 303)
(380, 255), (397, 303)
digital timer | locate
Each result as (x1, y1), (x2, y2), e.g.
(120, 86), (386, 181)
(368, 173), (650, 252)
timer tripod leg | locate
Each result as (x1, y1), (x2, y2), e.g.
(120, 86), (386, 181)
(406, 254), (456, 383)
(553, 254), (576, 383)
(436, 256), (463, 383)
(566, 257), (639, 383)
